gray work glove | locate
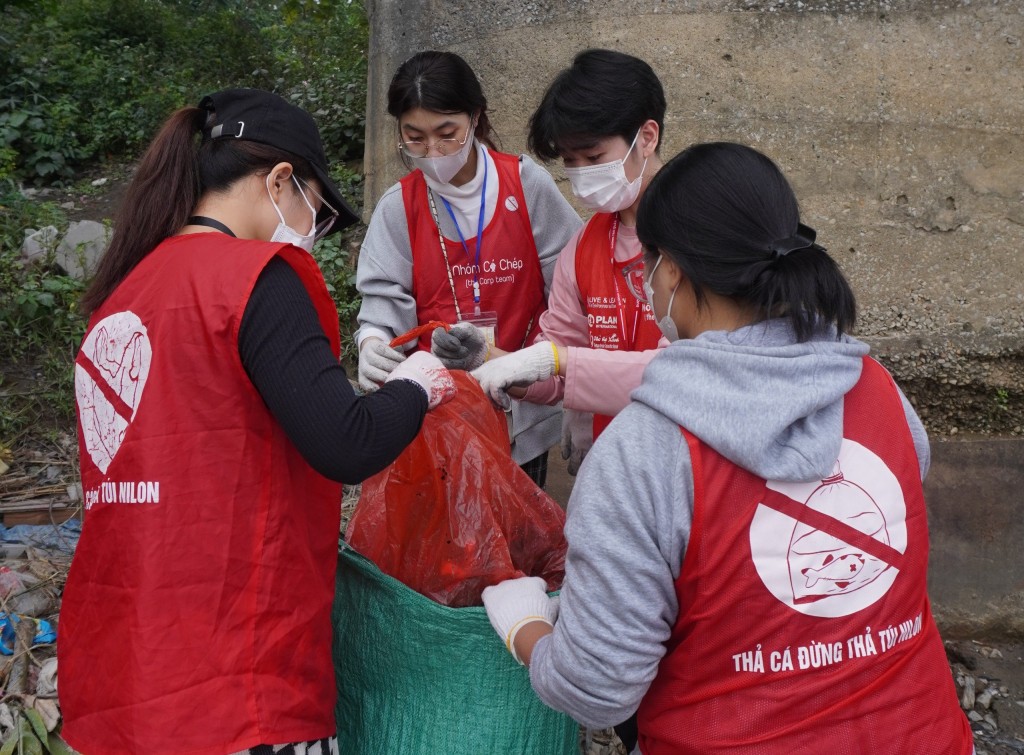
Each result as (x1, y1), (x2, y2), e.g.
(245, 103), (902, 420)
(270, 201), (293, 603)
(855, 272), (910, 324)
(431, 322), (488, 371)
(358, 337), (406, 392)
(560, 408), (594, 476)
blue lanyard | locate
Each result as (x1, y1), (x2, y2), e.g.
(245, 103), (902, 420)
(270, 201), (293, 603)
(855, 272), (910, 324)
(440, 147), (487, 304)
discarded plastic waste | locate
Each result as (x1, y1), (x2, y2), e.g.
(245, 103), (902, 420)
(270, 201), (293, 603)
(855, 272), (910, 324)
(0, 614), (56, 655)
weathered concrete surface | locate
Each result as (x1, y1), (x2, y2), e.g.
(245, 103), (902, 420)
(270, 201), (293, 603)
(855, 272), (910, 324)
(365, 0), (1024, 633)
(364, 1), (1023, 433)
(926, 438), (1024, 640)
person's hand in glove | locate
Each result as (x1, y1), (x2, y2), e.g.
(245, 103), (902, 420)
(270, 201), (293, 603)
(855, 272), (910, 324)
(482, 576), (559, 666)
(431, 322), (489, 371)
(384, 351), (457, 410)
(560, 408), (594, 476)
(470, 341), (558, 410)
(358, 337), (406, 392)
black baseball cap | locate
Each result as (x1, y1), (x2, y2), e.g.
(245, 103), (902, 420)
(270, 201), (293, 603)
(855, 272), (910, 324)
(198, 88), (359, 233)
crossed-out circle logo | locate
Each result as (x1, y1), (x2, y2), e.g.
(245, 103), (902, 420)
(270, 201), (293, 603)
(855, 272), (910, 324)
(504, 195), (519, 212)
(75, 311), (152, 476)
(749, 439), (907, 618)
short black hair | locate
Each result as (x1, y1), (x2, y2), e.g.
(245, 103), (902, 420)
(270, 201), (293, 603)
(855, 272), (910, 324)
(637, 142), (857, 342)
(387, 50), (497, 149)
(528, 49), (666, 161)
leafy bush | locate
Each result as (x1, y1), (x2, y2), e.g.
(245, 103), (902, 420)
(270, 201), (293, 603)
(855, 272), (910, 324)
(1, 0), (370, 444)
(263, 2), (369, 163)
(2, 1), (367, 187)
(0, 185), (84, 443)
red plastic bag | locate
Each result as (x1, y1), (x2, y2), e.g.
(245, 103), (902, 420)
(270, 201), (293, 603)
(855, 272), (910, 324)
(345, 371), (567, 607)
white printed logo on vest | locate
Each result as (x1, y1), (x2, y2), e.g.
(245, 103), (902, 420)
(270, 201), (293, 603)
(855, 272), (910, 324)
(749, 439), (907, 618)
(75, 311), (152, 476)
(504, 195), (519, 212)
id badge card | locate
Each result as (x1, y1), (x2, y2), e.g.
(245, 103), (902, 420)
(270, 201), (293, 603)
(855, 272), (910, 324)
(459, 310), (498, 350)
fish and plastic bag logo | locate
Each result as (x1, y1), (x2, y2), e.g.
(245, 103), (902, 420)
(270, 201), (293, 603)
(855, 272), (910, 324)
(749, 439), (908, 618)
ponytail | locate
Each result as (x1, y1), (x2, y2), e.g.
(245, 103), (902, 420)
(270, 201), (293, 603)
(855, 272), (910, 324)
(637, 142), (857, 341)
(80, 104), (319, 318)
(739, 250), (856, 341)
(80, 107), (204, 317)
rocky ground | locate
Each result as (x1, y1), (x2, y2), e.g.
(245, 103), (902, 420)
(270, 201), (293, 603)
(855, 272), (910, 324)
(948, 639), (1024, 755)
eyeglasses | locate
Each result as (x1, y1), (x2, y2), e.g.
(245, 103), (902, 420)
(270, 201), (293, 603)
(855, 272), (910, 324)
(397, 123), (473, 158)
(296, 177), (340, 241)
(623, 258), (649, 303)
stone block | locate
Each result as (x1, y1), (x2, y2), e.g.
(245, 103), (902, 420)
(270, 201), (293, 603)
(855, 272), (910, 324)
(55, 220), (109, 280)
(20, 226), (61, 265)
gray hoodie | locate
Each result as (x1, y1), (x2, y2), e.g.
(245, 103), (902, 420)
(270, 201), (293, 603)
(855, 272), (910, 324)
(528, 317), (929, 731)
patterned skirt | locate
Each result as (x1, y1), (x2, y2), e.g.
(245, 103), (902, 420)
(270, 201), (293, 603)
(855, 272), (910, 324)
(232, 736), (338, 755)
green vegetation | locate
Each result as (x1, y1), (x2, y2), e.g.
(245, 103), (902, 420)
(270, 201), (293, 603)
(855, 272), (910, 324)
(1, 0), (369, 452)
(0, 189), (82, 446)
(1, 0), (368, 183)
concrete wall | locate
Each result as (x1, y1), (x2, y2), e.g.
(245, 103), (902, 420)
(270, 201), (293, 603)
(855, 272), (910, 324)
(363, 0), (1024, 635)
(926, 438), (1024, 639)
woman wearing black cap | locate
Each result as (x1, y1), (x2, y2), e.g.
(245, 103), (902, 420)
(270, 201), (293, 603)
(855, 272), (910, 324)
(59, 88), (456, 755)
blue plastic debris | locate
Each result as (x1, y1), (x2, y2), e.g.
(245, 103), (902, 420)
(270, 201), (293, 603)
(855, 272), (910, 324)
(0, 613), (56, 655)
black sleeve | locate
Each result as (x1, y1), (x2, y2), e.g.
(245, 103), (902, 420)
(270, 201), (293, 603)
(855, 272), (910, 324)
(238, 257), (427, 484)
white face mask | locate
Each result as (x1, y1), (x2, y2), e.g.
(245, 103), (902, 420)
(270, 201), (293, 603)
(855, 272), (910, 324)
(267, 175), (316, 253)
(643, 255), (680, 342)
(564, 130), (648, 213)
(407, 124), (476, 185)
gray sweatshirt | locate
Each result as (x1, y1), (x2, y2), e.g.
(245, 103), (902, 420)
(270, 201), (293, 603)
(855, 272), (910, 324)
(528, 317), (929, 731)
(355, 147), (582, 463)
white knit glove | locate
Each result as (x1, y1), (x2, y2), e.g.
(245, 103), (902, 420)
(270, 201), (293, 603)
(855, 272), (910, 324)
(470, 341), (556, 411)
(482, 576), (559, 665)
(431, 322), (488, 371)
(560, 409), (594, 476)
(358, 338), (406, 392)
(384, 351), (457, 410)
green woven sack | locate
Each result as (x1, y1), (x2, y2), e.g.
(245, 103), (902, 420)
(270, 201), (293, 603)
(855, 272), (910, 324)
(332, 546), (578, 755)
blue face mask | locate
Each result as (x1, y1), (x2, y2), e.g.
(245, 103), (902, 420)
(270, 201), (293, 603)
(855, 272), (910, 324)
(643, 255), (680, 342)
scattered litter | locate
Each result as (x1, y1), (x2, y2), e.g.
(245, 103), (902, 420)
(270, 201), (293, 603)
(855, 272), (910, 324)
(0, 519), (81, 554)
(0, 615), (56, 655)
(36, 658), (57, 697)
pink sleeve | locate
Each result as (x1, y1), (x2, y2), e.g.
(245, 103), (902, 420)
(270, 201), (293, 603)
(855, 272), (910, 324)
(521, 228), (591, 406)
(522, 224), (669, 412)
(536, 226), (591, 349)
(563, 343), (666, 415)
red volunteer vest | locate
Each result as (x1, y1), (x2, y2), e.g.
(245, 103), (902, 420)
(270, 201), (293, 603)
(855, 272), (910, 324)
(402, 150), (546, 352)
(575, 212), (662, 436)
(638, 357), (972, 754)
(61, 234), (344, 755)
